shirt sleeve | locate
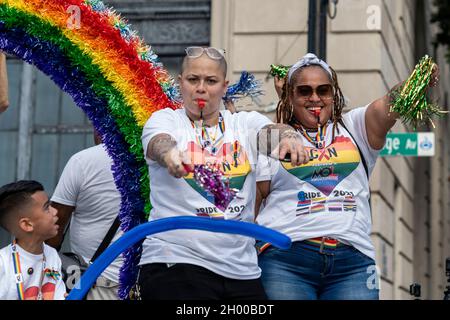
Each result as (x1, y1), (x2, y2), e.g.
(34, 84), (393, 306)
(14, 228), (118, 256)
(342, 105), (380, 174)
(245, 111), (273, 133)
(141, 108), (179, 163)
(256, 154), (279, 182)
(51, 155), (84, 206)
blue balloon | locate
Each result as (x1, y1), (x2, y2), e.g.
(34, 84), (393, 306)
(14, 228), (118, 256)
(66, 216), (291, 300)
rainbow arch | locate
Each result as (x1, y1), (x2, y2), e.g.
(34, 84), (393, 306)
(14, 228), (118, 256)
(0, 0), (182, 299)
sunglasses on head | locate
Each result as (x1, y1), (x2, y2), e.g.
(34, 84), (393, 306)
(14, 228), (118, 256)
(185, 47), (226, 60)
(295, 84), (334, 100)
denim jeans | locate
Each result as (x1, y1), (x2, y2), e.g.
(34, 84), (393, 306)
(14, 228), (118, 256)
(258, 241), (379, 300)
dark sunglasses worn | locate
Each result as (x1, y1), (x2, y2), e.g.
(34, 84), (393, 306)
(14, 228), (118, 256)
(295, 84), (334, 100)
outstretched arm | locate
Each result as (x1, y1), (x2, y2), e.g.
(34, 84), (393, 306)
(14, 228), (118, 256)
(258, 123), (309, 167)
(364, 84), (401, 150)
(147, 133), (192, 178)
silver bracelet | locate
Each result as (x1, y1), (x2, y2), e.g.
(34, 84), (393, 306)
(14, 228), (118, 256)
(281, 129), (302, 140)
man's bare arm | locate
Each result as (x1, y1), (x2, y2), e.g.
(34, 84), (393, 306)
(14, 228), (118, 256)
(46, 203), (74, 251)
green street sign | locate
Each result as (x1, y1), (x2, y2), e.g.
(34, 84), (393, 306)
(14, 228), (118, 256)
(380, 133), (435, 157)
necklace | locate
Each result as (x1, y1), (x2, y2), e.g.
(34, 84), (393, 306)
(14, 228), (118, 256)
(11, 240), (46, 300)
(297, 123), (328, 149)
(191, 113), (225, 154)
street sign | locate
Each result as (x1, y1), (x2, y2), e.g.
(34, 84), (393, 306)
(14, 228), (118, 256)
(380, 132), (435, 157)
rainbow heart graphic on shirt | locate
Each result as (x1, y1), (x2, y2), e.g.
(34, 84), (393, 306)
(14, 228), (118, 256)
(183, 141), (251, 205)
(24, 282), (56, 300)
(281, 136), (360, 196)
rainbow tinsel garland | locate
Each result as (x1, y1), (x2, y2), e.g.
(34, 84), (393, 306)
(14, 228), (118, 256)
(0, 0), (182, 299)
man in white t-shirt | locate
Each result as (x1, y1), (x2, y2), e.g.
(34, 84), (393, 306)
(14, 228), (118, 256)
(137, 46), (309, 300)
(47, 132), (123, 300)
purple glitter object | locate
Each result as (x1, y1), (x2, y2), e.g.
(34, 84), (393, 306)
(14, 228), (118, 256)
(192, 164), (237, 211)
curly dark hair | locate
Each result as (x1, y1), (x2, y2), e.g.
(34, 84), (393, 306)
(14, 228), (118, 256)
(276, 65), (346, 140)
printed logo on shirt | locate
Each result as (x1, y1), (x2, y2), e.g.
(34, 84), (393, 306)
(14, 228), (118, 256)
(296, 192), (357, 216)
(24, 282), (56, 300)
(281, 136), (360, 196)
(183, 141), (251, 216)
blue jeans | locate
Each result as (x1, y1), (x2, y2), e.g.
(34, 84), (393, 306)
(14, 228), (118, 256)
(258, 241), (379, 300)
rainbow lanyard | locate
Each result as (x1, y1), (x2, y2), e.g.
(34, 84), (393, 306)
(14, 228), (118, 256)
(191, 113), (225, 154)
(232, 140), (241, 167)
(299, 123), (328, 149)
(11, 240), (46, 300)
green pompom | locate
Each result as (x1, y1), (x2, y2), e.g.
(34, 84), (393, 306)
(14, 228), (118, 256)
(389, 55), (447, 130)
(269, 64), (290, 78)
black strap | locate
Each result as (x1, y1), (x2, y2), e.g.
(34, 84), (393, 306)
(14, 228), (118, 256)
(90, 216), (121, 263)
(338, 120), (369, 179)
(338, 120), (372, 220)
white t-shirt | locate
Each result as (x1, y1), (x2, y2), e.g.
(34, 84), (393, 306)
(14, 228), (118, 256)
(51, 144), (123, 283)
(139, 108), (271, 279)
(0, 243), (66, 300)
(256, 106), (379, 260)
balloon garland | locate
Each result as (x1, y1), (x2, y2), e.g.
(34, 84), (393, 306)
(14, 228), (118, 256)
(66, 217), (292, 300)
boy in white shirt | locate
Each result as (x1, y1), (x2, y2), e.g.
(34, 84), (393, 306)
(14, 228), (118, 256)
(0, 180), (66, 300)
